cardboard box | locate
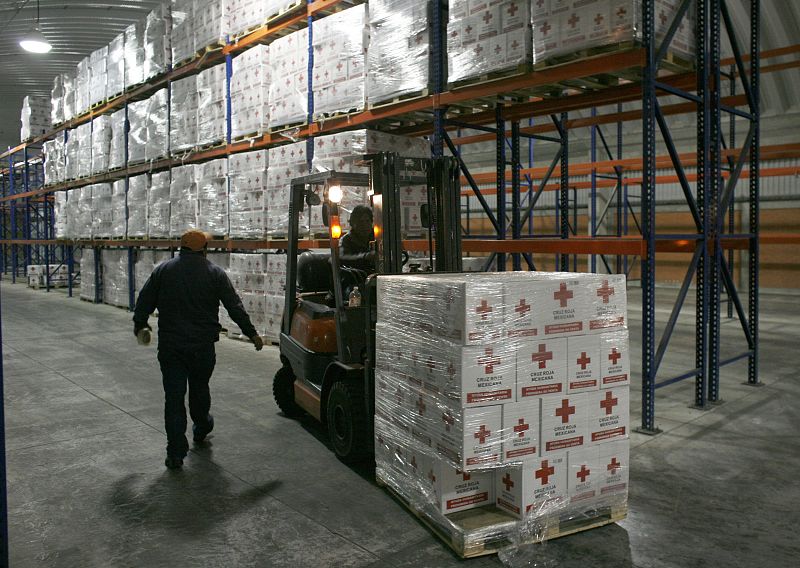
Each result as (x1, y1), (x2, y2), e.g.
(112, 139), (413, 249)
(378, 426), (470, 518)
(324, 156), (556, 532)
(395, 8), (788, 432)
(600, 330), (630, 388)
(588, 275), (627, 331)
(567, 445), (601, 504)
(540, 393), (588, 454)
(427, 457), (496, 514)
(597, 439), (629, 498)
(504, 280), (539, 338)
(437, 403), (503, 469)
(502, 400), (540, 461)
(533, 277), (588, 336)
(567, 334), (601, 393)
(495, 454), (568, 519)
(516, 337), (568, 398)
(588, 386), (629, 444)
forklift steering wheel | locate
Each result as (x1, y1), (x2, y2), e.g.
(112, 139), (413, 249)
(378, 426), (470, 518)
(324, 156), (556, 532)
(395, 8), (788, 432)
(401, 251), (409, 266)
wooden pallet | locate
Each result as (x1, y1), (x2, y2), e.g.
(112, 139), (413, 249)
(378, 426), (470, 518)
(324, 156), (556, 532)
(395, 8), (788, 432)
(368, 88), (432, 111)
(232, 131), (266, 143)
(174, 43), (224, 69)
(268, 119), (308, 134)
(90, 99), (108, 110)
(313, 105), (367, 123)
(377, 474), (627, 559)
(230, 1), (306, 41)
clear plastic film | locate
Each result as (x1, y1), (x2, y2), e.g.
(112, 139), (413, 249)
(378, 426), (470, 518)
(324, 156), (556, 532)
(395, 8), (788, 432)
(374, 271), (630, 557)
(171, 0), (195, 66)
(225, 253), (286, 340)
(63, 73), (76, 122)
(90, 183), (114, 238)
(51, 74), (65, 126)
(102, 249), (130, 308)
(20, 95), (51, 141)
(128, 174), (150, 238)
(148, 171), (172, 238)
(111, 180), (127, 238)
(65, 129), (79, 181)
(447, 0), (532, 85)
(128, 99), (149, 164)
(109, 109), (127, 170)
(43, 138), (65, 186)
(229, 149), (269, 239)
(124, 22), (145, 89)
(169, 164), (199, 237)
(366, 0), (436, 106)
(75, 123), (93, 179)
(231, 44), (270, 139)
(76, 57), (91, 115)
(265, 141), (308, 236)
(196, 158), (229, 237)
(89, 46), (108, 108)
(531, 0), (696, 66)
(75, 185), (94, 239)
(312, 4), (366, 119)
(54, 192), (69, 240)
(194, 0), (228, 52)
(170, 75), (199, 152)
(197, 63), (228, 147)
(107, 32), (126, 98)
(268, 28), (309, 130)
(145, 88), (170, 161)
(80, 248), (99, 301)
(91, 115), (113, 175)
(143, 4), (172, 81)
(63, 189), (80, 240)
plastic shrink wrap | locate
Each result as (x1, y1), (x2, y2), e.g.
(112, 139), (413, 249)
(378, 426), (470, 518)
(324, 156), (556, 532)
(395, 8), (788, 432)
(63, 73), (76, 122)
(169, 165), (199, 237)
(312, 5), (366, 119)
(171, 0), (195, 66)
(268, 28), (309, 129)
(124, 22), (145, 89)
(75, 186), (94, 239)
(374, 271), (629, 549)
(43, 138), (65, 186)
(146, 88), (170, 161)
(109, 109), (127, 170)
(54, 192), (69, 240)
(80, 248), (100, 301)
(367, 0), (437, 106)
(194, 0), (228, 52)
(65, 128), (79, 181)
(20, 96), (51, 141)
(231, 44), (270, 139)
(265, 141), (307, 236)
(51, 74), (66, 126)
(102, 249), (130, 308)
(170, 75), (199, 152)
(447, 0), (532, 85)
(128, 98), (148, 164)
(229, 150), (268, 238)
(89, 46), (108, 108)
(148, 171), (172, 238)
(108, 32), (126, 98)
(196, 159), (229, 236)
(91, 115), (113, 175)
(531, 0), (695, 65)
(75, 122), (93, 179)
(128, 174), (149, 238)
(76, 57), (91, 115)
(197, 63), (228, 146)
(111, 180), (128, 238)
(91, 183), (114, 238)
(143, 4), (172, 80)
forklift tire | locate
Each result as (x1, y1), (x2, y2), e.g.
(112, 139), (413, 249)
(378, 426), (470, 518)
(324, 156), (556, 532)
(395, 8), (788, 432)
(273, 366), (305, 418)
(326, 379), (369, 463)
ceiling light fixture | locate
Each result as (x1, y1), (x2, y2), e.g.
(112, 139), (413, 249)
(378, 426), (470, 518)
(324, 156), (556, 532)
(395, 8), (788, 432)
(19, 0), (51, 54)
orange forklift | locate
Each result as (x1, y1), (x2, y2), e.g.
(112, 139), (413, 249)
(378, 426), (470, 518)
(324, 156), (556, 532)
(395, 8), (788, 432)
(273, 152), (462, 462)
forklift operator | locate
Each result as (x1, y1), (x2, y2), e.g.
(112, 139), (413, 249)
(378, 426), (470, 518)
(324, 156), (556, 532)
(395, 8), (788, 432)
(339, 205), (376, 272)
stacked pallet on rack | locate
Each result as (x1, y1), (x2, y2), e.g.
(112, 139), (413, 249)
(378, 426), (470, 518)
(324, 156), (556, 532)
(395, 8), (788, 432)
(196, 159), (229, 237)
(197, 63), (228, 147)
(91, 116), (113, 176)
(268, 28), (309, 130)
(229, 150), (269, 239)
(148, 171), (173, 239)
(102, 249), (131, 308)
(128, 174), (149, 238)
(111, 180), (127, 238)
(230, 45), (271, 140)
(223, 253), (286, 342)
(79, 248), (99, 302)
(20, 96), (52, 142)
(26, 265), (70, 289)
(374, 272), (630, 557)
(171, 75), (200, 153)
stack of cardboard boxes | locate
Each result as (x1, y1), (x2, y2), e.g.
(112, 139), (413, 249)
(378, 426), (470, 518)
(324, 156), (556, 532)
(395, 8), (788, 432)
(229, 150), (269, 238)
(375, 272), (629, 523)
(268, 28), (309, 130)
(230, 45), (271, 139)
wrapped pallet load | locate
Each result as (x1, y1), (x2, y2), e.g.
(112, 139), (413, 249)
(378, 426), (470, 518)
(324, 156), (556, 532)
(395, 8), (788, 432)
(111, 180), (128, 238)
(265, 141), (308, 236)
(80, 248), (100, 301)
(91, 183), (114, 238)
(196, 158), (229, 238)
(89, 46), (108, 108)
(108, 109), (127, 170)
(171, 0), (195, 66)
(102, 249), (130, 308)
(268, 28), (309, 130)
(20, 96), (52, 141)
(197, 63), (228, 147)
(75, 122), (92, 179)
(374, 272), (629, 554)
(107, 32), (126, 99)
(229, 150), (269, 239)
(51, 74), (66, 126)
(170, 75), (199, 153)
(148, 171), (172, 239)
(91, 115), (113, 176)
(230, 45), (270, 140)
(127, 174), (149, 238)
(169, 165), (199, 237)
(124, 21), (145, 89)
(143, 4), (172, 80)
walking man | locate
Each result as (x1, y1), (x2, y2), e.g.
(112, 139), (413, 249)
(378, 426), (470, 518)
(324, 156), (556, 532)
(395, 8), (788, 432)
(133, 230), (264, 469)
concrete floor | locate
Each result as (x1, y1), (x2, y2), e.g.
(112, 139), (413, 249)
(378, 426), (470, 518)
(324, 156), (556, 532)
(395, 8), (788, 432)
(2, 280), (799, 567)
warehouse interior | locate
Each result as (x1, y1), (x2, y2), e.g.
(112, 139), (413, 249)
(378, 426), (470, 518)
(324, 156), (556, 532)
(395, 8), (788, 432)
(1, 1), (799, 567)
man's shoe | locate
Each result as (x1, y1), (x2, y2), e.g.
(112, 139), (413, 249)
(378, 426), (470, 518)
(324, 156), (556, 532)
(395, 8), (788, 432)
(165, 456), (184, 469)
(193, 414), (214, 443)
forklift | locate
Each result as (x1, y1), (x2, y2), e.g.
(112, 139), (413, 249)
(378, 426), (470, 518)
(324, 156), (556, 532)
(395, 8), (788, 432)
(273, 152), (463, 463)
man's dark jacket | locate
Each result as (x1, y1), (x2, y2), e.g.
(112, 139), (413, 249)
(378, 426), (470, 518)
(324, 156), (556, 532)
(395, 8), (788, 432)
(133, 250), (257, 348)
(339, 230), (373, 271)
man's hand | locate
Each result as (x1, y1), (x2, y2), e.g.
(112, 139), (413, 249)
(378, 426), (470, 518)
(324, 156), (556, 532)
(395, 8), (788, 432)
(134, 323), (152, 338)
(251, 335), (264, 351)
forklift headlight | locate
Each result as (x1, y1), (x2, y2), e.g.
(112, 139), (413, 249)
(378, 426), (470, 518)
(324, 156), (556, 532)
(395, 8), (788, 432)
(328, 185), (343, 204)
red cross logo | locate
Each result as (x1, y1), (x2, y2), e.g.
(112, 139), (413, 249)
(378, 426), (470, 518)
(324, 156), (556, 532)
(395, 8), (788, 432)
(336, 62), (343, 72)
(515, 299), (531, 317)
(617, 7), (627, 18)
(482, 12), (493, 24)
(594, 13), (604, 26)
(513, 418), (529, 438)
(317, 139), (324, 147)
(450, 29), (458, 39)
(535, 460), (555, 485)
(474, 425), (491, 444)
(600, 391), (618, 415)
(577, 352), (591, 370)
(532, 344), (553, 369)
(568, 13), (580, 28)
(476, 299), (492, 320)
(554, 283), (573, 307)
(416, 395), (426, 416)
(494, 44), (502, 54)
(596, 280), (615, 303)
(507, 3), (519, 17)
(577, 465), (591, 482)
(465, 25), (473, 34)
(474, 44), (483, 55)
(659, 10), (668, 25)
(609, 348), (622, 365)
(555, 399), (576, 424)
(461, 471), (471, 482)
(511, 39), (520, 49)
(442, 412), (454, 432)
(608, 457), (621, 474)
(478, 348), (500, 374)
(540, 21), (552, 35)
(502, 473), (514, 491)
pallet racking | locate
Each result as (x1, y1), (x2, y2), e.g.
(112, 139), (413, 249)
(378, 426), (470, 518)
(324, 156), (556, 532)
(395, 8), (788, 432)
(2, 0), (799, 432)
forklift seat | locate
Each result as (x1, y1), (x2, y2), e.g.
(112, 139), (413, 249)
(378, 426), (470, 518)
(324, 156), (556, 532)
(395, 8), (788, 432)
(297, 251), (333, 294)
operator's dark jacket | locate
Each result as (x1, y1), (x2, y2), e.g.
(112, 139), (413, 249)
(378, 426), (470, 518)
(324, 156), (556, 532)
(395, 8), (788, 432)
(339, 230), (373, 271)
(133, 250), (257, 348)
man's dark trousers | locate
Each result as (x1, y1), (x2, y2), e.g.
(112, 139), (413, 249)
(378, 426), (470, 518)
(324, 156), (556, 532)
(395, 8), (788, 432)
(158, 343), (216, 458)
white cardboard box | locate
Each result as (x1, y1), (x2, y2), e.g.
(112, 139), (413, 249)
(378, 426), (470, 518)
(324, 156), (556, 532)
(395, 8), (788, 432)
(597, 439), (629, 498)
(566, 445), (601, 504)
(533, 277), (588, 337)
(428, 457), (496, 514)
(504, 280), (540, 338)
(438, 403), (504, 470)
(495, 454), (568, 519)
(516, 337), (568, 398)
(540, 393), (589, 454)
(587, 275), (627, 332)
(588, 386), (630, 444)
(502, 400), (540, 461)
(600, 330), (630, 388)
(567, 334), (601, 393)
